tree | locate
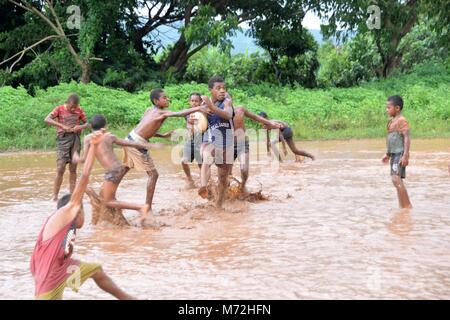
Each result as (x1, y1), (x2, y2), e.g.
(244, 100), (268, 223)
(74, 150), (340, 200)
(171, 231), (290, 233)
(311, 0), (450, 77)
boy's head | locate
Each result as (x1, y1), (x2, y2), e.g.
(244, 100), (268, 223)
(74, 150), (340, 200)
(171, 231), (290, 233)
(91, 115), (107, 131)
(57, 194), (84, 222)
(189, 92), (202, 108)
(208, 76), (226, 101)
(150, 88), (170, 108)
(66, 93), (80, 112)
(386, 95), (404, 117)
(258, 112), (269, 119)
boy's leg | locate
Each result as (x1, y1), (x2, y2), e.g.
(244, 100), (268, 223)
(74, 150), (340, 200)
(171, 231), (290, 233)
(101, 180), (149, 214)
(271, 139), (282, 162)
(216, 164), (232, 208)
(53, 162), (66, 201)
(145, 168), (159, 208)
(286, 139), (315, 160)
(238, 151), (250, 192)
(91, 267), (134, 300)
(199, 144), (214, 198)
(182, 140), (195, 186)
(391, 176), (412, 209)
(182, 162), (195, 187)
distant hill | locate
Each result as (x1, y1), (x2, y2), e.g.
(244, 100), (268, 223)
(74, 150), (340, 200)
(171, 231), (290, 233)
(153, 27), (329, 55)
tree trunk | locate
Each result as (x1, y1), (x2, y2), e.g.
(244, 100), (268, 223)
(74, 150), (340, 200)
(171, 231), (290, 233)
(80, 60), (90, 84)
(160, 35), (190, 73)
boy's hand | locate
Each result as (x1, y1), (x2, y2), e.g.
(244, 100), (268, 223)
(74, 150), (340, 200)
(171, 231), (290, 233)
(72, 151), (80, 164)
(400, 154), (409, 167)
(72, 125), (84, 134)
(62, 125), (73, 132)
(199, 105), (213, 115)
(160, 130), (174, 139)
(90, 129), (106, 145)
(201, 96), (214, 110)
(382, 154), (390, 164)
(270, 121), (283, 129)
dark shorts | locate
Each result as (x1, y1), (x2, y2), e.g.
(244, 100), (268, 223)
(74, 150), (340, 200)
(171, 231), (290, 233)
(390, 153), (406, 179)
(56, 133), (81, 167)
(234, 138), (250, 160)
(104, 165), (128, 184)
(280, 127), (293, 141)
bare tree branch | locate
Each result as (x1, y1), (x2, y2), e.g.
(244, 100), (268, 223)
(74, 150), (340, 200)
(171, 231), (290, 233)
(0, 35), (63, 68)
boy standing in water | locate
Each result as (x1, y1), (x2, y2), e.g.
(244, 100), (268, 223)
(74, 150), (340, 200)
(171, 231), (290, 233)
(122, 88), (204, 223)
(44, 94), (90, 201)
(232, 107), (282, 192)
(181, 93), (205, 188)
(258, 112), (315, 162)
(382, 95), (412, 209)
(198, 76), (234, 208)
(30, 130), (134, 300)
(74, 115), (151, 219)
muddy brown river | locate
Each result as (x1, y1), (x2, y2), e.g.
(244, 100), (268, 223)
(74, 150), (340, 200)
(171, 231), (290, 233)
(0, 139), (449, 299)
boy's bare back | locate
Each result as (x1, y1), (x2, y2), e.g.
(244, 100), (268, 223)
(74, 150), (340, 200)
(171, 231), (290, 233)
(85, 133), (122, 171)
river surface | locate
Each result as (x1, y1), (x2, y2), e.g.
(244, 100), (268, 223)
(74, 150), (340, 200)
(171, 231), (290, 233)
(0, 139), (449, 299)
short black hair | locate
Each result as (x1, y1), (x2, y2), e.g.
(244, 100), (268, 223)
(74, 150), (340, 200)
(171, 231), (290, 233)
(208, 76), (225, 89)
(388, 95), (404, 110)
(66, 93), (80, 105)
(258, 112), (268, 119)
(57, 194), (71, 209)
(190, 92), (202, 100)
(91, 115), (107, 131)
(150, 88), (165, 105)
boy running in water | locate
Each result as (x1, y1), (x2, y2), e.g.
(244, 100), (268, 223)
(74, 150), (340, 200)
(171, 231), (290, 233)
(44, 93), (90, 201)
(381, 95), (412, 209)
(122, 88), (204, 223)
(258, 112), (315, 162)
(181, 93), (205, 188)
(74, 115), (151, 219)
(30, 130), (134, 300)
(198, 76), (235, 208)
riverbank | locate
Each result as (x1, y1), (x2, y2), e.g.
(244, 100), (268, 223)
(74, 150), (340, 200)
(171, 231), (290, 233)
(1, 68), (449, 151)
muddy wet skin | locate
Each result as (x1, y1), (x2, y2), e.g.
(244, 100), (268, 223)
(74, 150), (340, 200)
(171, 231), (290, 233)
(0, 139), (449, 299)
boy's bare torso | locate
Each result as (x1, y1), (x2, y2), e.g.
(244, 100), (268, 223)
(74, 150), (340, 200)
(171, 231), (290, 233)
(134, 107), (167, 140)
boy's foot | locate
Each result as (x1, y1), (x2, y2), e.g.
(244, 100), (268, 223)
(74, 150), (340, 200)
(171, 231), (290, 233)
(309, 155), (315, 161)
(198, 186), (209, 199)
(295, 156), (304, 163)
(138, 205), (151, 226)
(185, 179), (196, 189)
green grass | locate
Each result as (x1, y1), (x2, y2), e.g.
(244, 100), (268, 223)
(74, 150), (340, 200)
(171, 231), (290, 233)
(0, 63), (449, 151)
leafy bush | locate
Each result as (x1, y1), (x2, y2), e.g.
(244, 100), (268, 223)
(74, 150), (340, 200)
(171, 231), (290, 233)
(0, 62), (449, 151)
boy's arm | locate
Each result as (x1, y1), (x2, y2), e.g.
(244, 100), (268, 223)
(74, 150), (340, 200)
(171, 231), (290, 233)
(43, 131), (103, 239)
(279, 132), (288, 156)
(202, 96), (233, 120)
(155, 131), (174, 139)
(164, 107), (202, 118)
(243, 108), (281, 129)
(113, 136), (151, 150)
(44, 112), (72, 132)
(73, 135), (91, 164)
(400, 129), (411, 167)
(266, 129), (271, 155)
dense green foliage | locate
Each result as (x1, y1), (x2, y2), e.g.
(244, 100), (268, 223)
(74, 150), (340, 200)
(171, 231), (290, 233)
(1, 62), (448, 151)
